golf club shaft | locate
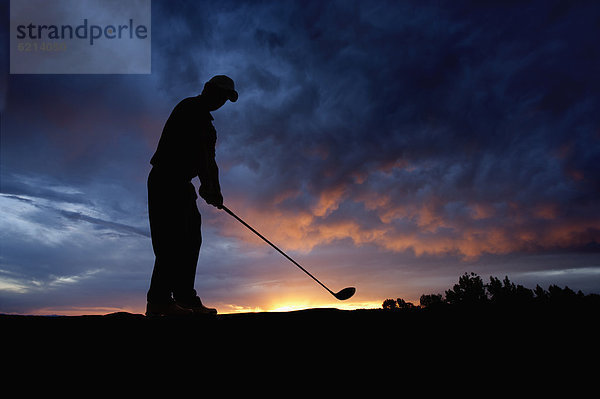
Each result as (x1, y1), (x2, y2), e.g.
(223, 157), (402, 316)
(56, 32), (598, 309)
(221, 205), (335, 296)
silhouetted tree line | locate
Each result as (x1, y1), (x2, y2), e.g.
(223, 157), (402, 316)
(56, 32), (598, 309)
(382, 272), (600, 310)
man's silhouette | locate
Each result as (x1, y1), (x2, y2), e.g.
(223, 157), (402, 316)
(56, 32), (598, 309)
(146, 75), (238, 316)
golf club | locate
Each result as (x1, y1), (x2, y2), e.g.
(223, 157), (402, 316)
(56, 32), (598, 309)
(221, 205), (356, 301)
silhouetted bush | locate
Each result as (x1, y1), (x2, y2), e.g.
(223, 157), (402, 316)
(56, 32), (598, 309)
(382, 298), (398, 310)
(444, 272), (487, 306)
(487, 276), (534, 305)
(534, 284), (549, 302)
(382, 298), (418, 310)
(383, 271), (600, 312)
(420, 293), (443, 308)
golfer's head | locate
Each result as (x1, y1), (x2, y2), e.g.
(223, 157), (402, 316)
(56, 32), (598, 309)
(202, 75), (238, 111)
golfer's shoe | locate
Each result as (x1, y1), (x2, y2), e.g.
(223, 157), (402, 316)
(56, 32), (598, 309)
(175, 296), (217, 315)
(145, 299), (194, 317)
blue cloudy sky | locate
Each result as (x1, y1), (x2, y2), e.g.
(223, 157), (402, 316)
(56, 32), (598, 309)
(1, 0), (599, 315)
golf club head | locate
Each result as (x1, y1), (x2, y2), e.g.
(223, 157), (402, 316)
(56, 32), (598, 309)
(334, 287), (356, 301)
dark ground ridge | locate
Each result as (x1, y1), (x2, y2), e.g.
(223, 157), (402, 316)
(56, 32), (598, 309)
(2, 302), (597, 339)
(2, 304), (598, 384)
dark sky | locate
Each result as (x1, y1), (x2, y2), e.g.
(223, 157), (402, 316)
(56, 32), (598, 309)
(1, 0), (599, 315)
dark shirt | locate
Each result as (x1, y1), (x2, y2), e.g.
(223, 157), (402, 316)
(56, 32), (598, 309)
(150, 96), (219, 189)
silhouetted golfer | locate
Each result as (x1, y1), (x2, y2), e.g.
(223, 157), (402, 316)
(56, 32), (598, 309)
(146, 75), (238, 316)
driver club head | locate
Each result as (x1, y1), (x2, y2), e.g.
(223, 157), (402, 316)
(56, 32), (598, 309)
(334, 287), (356, 301)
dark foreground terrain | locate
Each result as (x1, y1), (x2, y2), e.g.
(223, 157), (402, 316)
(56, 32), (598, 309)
(2, 304), (597, 390)
(2, 303), (597, 353)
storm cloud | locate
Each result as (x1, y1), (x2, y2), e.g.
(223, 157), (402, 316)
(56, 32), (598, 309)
(150, 0), (600, 257)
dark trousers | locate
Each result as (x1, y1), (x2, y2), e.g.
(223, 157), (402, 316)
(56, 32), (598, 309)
(147, 167), (202, 303)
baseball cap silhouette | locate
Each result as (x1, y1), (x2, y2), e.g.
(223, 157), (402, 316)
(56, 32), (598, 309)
(206, 75), (238, 102)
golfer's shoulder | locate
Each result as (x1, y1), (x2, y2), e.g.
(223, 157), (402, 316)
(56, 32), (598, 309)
(176, 97), (212, 120)
(173, 96), (197, 112)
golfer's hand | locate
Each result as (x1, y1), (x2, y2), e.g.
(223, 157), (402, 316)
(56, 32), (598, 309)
(199, 186), (223, 209)
(209, 192), (224, 209)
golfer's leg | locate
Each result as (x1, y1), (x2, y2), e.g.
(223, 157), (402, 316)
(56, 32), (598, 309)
(173, 193), (202, 301)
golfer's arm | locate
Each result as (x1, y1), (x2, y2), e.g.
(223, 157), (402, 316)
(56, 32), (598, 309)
(197, 144), (221, 193)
